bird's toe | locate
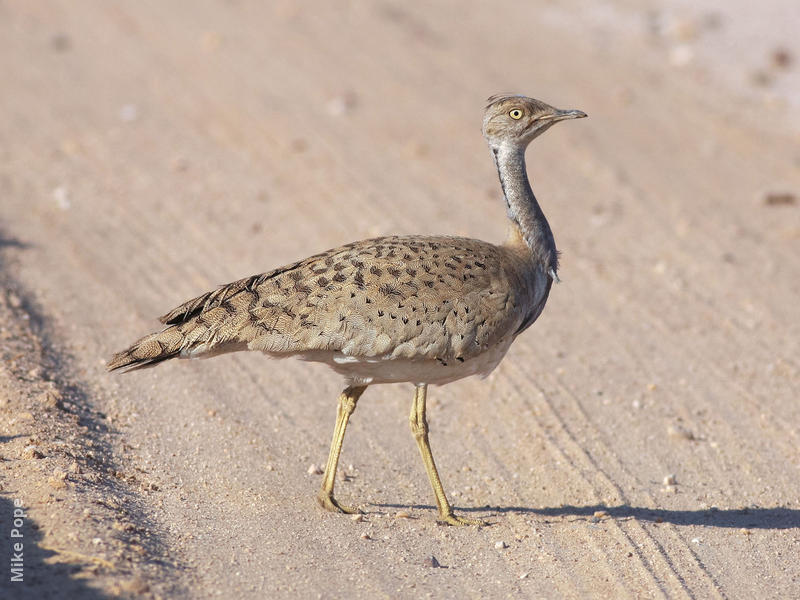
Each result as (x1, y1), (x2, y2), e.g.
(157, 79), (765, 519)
(316, 490), (361, 515)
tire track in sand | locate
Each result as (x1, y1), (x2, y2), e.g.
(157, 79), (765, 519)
(500, 355), (727, 599)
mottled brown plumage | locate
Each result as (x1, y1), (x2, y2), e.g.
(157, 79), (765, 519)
(108, 236), (540, 382)
(109, 95), (586, 525)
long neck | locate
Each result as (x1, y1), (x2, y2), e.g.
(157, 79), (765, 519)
(492, 143), (558, 278)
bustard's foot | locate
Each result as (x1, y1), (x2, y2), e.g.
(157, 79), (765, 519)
(437, 512), (487, 527)
(316, 490), (361, 515)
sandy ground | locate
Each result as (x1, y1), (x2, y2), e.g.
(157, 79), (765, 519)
(1, 1), (799, 598)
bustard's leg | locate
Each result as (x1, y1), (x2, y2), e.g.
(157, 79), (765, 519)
(409, 384), (485, 526)
(317, 385), (367, 514)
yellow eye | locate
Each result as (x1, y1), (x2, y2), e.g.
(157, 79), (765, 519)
(509, 109), (523, 120)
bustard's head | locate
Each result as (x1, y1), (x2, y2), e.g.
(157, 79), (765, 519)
(482, 94), (586, 149)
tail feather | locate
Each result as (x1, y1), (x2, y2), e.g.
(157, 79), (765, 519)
(108, 279), (270, 372)
(109, 259), (314, 372)
(158, 274), (259, 325)
(158, 260), (305, 326)
(107, 327), (186, 372)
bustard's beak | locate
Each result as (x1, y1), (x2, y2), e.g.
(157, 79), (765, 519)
(544, 108), (588, 122)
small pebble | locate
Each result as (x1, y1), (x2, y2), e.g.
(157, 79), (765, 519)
(395, 511), (411, 519)
(423, 555), (442, 568)
(24, 445), (44, 459)
(350, 514), (364, 523)
(494, 541), (508, 550)
(360, 532), (371, 540)
(750, 70), (772, 87)
(53, 186), (70, 210)
(663, 474), (677, 486)
(669, 44), (694, 67)
(691, 537), (701, 544)
(740, 528), (751, 535)
(50, 33), (71, 52)
(763, 192), (796, 206)
(289, 138), (308, 153)
(593, 510), (608, 518)
(119, 104), (138, 122)
(39, 389), (63, 409)
(171, 157), (189, 172)
(519, 572), (529, 580)
(667, 424), (695, 440)
(325, 92), (358, 116)
(307, 464), (323, 475)
(48, 475), (67, 490)
(771, 48), (793, 69)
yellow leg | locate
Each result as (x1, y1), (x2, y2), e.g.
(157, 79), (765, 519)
(409, 384), (485, 526)
(317, 385), (367, 514)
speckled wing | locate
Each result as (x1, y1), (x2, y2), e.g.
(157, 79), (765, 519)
(239, 236), (529, 362)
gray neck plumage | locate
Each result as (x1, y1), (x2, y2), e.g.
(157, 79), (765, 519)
(491, 143), (559, 280)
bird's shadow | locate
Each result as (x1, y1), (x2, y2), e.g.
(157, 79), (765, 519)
(374, 502), (800, 530)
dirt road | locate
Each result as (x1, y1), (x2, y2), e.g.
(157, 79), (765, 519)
(2, 1), (799, 598)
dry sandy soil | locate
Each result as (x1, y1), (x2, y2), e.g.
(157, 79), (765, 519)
(2, 1), (799, 598)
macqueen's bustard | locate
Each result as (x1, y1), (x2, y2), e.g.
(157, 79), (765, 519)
(109, 95), (587, 525)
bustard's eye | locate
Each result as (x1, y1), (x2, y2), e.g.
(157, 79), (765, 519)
(509, 109), (523, 120)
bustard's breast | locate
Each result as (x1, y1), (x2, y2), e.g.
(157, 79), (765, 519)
(299, 335), (517, 386)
